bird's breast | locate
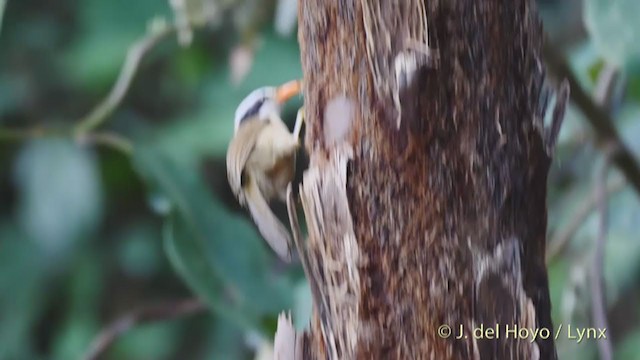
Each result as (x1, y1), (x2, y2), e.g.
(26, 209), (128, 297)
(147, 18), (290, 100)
(247, 122), (297, 201)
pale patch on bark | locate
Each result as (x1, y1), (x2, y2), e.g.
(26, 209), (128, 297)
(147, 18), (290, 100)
(472, 239), (540, 359)
(324, 96), (355, 147)
(274, 312), (304, 360)
(361, 0), (435, 128)
(298, 145), (363, 359)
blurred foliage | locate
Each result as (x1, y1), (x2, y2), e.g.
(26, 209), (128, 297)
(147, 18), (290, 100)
(584, 0), (640, 71)
(0, 0), (638, 359)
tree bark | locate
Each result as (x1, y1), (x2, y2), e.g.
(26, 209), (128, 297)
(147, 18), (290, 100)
(295, 0), (561, 358)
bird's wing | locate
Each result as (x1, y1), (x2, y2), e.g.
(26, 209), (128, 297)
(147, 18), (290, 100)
(245, 178), (292, 262)
(226, 119), (268, 203)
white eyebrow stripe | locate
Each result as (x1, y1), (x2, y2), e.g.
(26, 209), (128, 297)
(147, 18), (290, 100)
(234, 87), (277, 133)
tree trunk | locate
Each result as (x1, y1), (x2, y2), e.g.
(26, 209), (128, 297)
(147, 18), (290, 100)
(294, 0), (562, 358)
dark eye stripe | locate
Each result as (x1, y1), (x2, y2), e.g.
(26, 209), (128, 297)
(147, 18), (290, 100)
(239, 98), (266, 124)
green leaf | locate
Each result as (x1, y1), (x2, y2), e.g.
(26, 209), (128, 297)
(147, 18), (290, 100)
(110, 319), (180, 360)
(133, 145), (293, 331)
(117, 223), (163, 278)
(0, 224), (47, 360)
(584, 0), (640, 70)
(556, 338), (597, 360)
(0, 73), (30, 117)
(547, 259), (571, 325)
(293, 280), (312, 330)
(51, 254), (104, 360)
(602, 187), (640, 305)
(52, 320), (98, 360)
(617, 327), (640, 359)
(13, 138), (103, 258)
(163, 212), (255, 329)
(201, 318), (246, 360)
(628, 72), (640, 102)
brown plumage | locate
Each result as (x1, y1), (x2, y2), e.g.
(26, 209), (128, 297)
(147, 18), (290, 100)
(226, 81), (302, 262)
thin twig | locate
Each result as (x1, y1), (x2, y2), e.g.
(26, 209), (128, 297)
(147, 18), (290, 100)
(83, 298), (207, 360)
(593, 64), (620, 112)
(1, 13), (222, 146)
(74, 21), (176, 135)
(543, 43), (640, 198)
(0, 126), (65, 141)
(546, 177), (626, 264)
(0, 126), (134, 154)
(590, 146), (616, 360)
(0, 20), (178, 152)
(0, 0), (6, 37)
(77, 131), (135, 156)
(546, 64), (627, 264)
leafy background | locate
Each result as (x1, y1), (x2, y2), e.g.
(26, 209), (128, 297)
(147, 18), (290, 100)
(0, 0), (638, 359)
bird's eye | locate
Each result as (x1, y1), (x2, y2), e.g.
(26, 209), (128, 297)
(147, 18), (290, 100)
(240, 169), (249, 187)
(238, 98), (266, 124)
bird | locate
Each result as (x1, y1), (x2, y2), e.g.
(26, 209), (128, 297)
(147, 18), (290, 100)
(226, 80), (303, 262)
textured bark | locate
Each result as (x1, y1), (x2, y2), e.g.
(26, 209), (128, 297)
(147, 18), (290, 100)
(295, 0), (559, 359)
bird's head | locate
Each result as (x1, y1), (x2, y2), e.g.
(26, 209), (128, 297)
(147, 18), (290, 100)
(233, 80), (302, 133)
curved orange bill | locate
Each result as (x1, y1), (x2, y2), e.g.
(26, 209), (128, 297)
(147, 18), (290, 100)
(275, 79), (303, 104)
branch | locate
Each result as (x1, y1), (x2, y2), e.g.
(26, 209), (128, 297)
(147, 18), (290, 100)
(543, 43), (640, 197)
(0, 126), (134, 155)
(593, 64), (621, 112)
(546, 177), (625, 263)
(82, 298), (207, 360)
(76, 131), (134, 155)
(0, 19), (179, 152)
(0, 126), (65, 141)
(546, 65), (627, 264)
(0, 0), (6, 37)
(74, 20), (176, 135)
(590, 147), (616, 360)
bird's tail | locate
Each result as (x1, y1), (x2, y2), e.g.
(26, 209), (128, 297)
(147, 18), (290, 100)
(245, 180), (292, 262)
